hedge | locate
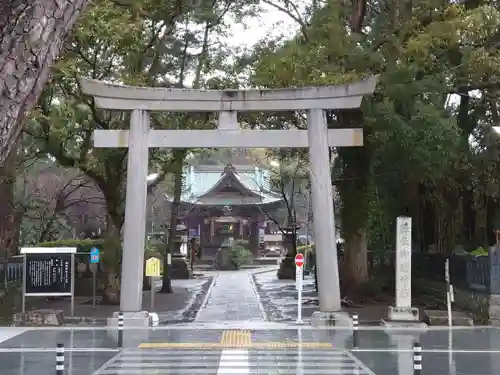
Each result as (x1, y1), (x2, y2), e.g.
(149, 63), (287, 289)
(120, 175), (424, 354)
(37, 239), (105, 253)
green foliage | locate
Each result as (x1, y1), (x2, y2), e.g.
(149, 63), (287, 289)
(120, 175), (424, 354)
(228, 242), (253, 269)
(470, 247), (488, 257)
(250, 0), (500, 258)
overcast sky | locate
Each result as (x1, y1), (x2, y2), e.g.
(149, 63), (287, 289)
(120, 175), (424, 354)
(228, 4), (298, 49)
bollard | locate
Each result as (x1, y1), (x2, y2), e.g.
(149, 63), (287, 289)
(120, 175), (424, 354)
(56, 343), (64, 375)
(352, 313), (359, 348)
(413, 342), (422, 375)
(118, 312), (124, 348)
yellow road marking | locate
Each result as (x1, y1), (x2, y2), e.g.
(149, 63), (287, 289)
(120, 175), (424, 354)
(138, 329), (333, 349)
(138, 342), (332, 349)
(220, 330), (252, 347)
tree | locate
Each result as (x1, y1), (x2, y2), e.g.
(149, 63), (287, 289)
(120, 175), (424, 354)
(250, 0), (500, 292)
(18, 162), (104, 244)
(252, 150), (310, 279)
(0, 0), (89, 167)
(23, 0), (260, 301)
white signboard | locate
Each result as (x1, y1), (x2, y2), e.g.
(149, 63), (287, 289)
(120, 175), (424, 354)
(395, 216), (412, 309)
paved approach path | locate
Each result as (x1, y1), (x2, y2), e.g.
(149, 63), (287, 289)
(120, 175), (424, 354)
(195, 270), (264, 322)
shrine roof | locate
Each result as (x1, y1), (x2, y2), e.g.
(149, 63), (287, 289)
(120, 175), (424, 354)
(171, 164), (282, 206)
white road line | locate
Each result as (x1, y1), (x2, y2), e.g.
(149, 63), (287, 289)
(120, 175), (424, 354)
(351, 348), (500, 353)
(217, 349), (249, 375)
(344, 350), (376, 375)
(92, 352), (123, 375)
(0, 348), (120, 353)
(0, 328), (26, 344)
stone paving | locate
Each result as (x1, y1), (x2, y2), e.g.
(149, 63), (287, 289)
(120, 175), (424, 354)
(195, 270), (264, 322)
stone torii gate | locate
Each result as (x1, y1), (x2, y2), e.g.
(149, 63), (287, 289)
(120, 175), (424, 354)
(80, 76), (378, 325)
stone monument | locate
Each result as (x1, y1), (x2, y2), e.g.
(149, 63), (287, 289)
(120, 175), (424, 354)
(169, 224), (191, 279)
(383, 216), (424, 327)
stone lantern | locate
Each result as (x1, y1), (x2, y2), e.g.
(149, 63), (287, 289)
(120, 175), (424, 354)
(214, 216), (238, 270)
(169, 223), (191, 279)
(277, 224), (300, 280)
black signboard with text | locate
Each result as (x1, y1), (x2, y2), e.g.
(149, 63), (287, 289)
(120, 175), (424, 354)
(25, 253), (72, 295)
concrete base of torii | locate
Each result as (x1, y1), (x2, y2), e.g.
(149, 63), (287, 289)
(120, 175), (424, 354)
(311, 311), (352, 327)
(106, 311), (151, 344)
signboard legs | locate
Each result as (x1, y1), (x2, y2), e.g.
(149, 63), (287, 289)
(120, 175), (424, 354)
(21, 254), (26, 313)
(150, 276), (155, 312)
(91, 265), (97, 308)
(71, 253), (75, 317)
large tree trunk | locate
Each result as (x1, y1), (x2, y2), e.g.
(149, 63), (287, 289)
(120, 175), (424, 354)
(100, 218), (122, 305)
(0, 0), (88, 167)
(334, 109), (370, 291)
(341, 228), (368, 294)
(159, 149), (185, 293)
(0, 150), (22, 269)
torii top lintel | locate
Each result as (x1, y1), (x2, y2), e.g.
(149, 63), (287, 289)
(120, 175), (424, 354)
(79, 76), (378, 112)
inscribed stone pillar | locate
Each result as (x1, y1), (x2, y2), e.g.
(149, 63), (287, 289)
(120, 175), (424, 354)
(388, 216), (418, 321)
(120, 109), (150, 312)
(307, 109), (341, 313)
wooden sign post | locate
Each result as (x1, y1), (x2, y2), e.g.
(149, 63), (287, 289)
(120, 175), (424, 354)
(145, 257), (161, 312)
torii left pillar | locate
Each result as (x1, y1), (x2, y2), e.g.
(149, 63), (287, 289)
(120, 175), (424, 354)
(109, 109), (151, 329)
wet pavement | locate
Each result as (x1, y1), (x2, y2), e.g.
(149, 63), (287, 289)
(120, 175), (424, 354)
(1, 269), (500, 374)
(195, 271), (264, 322)
(0, 326), (499, 374)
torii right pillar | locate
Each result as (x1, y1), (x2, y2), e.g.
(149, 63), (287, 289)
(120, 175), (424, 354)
(307, 108), (346, 326)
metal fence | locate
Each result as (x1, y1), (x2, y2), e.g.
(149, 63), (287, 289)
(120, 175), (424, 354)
(363, 251), (491, 293)
(411, 253), (491, 292)
(1, 249), (493, 293)
(0, 256), (24, 290)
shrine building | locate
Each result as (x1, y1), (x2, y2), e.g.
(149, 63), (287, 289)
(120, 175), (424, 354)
(176, 164), (283, 259)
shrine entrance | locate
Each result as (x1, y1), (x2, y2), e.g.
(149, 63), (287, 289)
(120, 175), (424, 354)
(80, 76), (378, 324)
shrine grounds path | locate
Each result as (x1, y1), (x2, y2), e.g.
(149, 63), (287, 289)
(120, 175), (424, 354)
(0, 268), (499, 375)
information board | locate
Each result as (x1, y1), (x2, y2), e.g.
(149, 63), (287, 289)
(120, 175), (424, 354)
(25, 253), (72, 296)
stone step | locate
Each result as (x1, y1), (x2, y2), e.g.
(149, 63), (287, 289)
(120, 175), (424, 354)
(423, 309), (474, 326)
(253, 257), (281, 266)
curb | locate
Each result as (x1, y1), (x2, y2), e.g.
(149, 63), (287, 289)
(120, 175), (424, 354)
(193, 274), (218, 321)
(249, 273), (269, 322)
(250, 267), (279, 276)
